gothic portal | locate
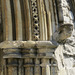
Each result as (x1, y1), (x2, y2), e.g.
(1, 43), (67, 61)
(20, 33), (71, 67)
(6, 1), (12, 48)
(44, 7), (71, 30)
(0, 0), (74, 75)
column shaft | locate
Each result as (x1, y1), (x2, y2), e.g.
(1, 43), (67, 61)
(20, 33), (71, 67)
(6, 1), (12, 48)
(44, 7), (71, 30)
(1, 0), (13, 40)
(13, 0), (23, 41)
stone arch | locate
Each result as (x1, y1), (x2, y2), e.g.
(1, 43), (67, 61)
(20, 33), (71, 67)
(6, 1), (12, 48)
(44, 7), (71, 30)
(1, 0), (59, 41)
(0, 0), (60, 75)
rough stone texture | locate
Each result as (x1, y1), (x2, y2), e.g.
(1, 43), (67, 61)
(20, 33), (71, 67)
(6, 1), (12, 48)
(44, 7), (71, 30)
(59, 0), (74, 25)
(51, 0), (75, 75)
(61, 0), (74, 24)
(54, 29), (75, 75)
(54, 0), (75, 75)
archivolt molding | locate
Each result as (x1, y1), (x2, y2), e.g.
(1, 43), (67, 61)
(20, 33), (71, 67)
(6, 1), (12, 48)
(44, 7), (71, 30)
(31, 0), (40, 41)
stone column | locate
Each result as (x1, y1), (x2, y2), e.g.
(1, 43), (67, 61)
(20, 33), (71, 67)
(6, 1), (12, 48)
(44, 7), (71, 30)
(0, 41), (58, 75)
(3, 47), (21, 75)
(1, 0), (13, 40)
(13, 0), (23, 41)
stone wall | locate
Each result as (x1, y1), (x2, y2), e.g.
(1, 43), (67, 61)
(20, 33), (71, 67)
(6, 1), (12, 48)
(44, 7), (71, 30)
(61, 0), (74, 24)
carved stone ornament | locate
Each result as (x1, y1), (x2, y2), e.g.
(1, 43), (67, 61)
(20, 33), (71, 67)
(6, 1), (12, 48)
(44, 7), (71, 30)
(53, 24), (73, 43)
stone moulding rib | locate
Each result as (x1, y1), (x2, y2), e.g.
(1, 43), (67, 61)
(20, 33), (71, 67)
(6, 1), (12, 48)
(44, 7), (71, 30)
(13, 0), (23, 41)
(0, 41), (58, 58)
(2, 0), (13, 40)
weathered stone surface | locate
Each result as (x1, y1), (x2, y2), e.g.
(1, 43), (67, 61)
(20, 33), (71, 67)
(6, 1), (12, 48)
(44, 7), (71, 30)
(53, 24), (73, 43)
(54, 29), (75, 75)
(53, 0), (75, 74)
(0, 41), (58, 49)
(0, 0), (75, 75)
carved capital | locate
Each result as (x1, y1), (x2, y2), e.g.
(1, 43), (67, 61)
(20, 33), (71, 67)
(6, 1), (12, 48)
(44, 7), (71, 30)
(0, 41), (58, 58)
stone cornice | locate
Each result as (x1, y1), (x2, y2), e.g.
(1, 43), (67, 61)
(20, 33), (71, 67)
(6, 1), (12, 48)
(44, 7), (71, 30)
(0, 41), (58, 58)
(0, 41), (58, 49)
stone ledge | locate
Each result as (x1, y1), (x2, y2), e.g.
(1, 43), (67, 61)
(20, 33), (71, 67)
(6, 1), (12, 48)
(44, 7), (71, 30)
(0, 41), (58, 49)
(0, 41), (58, 58)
